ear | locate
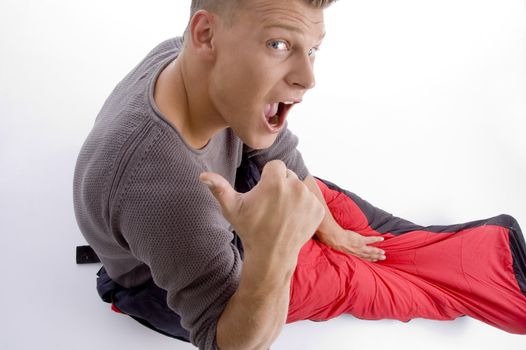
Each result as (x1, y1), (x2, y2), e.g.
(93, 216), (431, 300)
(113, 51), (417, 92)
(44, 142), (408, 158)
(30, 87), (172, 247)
(188, 10), (217, 60)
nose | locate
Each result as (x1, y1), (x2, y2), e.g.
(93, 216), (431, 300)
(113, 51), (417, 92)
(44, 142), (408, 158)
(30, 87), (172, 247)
(286, 54), (316, 91)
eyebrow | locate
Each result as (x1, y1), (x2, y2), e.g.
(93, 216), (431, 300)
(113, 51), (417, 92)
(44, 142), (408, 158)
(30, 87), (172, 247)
(263, 23), (326, 41)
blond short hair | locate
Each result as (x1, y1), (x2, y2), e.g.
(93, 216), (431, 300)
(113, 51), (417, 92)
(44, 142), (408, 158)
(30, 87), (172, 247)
(189, 0), (336, 20)
(184, 0), (335, 40)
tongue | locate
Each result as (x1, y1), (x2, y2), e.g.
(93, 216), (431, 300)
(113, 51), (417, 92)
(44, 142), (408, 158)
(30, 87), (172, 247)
(264, 103), (279, 118)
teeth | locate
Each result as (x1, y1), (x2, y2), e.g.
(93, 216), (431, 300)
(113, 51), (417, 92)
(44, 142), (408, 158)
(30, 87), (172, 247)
(283, 101), (294, 105)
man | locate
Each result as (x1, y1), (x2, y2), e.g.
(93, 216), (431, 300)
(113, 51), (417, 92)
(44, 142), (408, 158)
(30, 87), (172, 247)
(75, 0), (375, 348)
(74, 0), (526, 349)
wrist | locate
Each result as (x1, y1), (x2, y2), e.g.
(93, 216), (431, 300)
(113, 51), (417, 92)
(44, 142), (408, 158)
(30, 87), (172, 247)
(241, 247), (297, 292)
(316, 221), (343, 240)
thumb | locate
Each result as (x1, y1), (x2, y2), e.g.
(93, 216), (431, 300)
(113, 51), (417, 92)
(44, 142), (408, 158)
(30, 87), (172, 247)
(199, 172), (241, 215)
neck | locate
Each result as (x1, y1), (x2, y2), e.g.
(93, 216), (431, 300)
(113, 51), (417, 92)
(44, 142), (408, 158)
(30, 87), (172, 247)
(154, 48), (227, 150)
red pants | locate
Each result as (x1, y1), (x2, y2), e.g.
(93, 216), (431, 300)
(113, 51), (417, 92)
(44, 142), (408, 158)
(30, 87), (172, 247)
(287, 178), (526, 334)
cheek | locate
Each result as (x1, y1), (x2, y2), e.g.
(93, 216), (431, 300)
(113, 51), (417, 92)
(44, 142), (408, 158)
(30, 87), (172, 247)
(210, 68), (247, 117)
(210, 46), (284, 116)
(212, 63), (267, 112)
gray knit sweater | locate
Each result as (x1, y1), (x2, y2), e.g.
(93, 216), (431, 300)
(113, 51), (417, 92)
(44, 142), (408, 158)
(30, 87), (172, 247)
(73, 37), (309, 349)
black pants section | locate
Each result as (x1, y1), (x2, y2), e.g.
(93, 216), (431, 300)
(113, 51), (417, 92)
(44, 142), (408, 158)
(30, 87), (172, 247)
(96, 267), (191, 342)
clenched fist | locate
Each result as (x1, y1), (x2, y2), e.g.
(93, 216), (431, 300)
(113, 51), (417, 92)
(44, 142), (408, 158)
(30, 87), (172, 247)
(200, 160), (324, 261)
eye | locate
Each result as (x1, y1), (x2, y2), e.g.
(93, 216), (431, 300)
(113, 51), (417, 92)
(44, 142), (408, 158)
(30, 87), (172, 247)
(308, 47), (320, 58)
(267, 39), (289, 52)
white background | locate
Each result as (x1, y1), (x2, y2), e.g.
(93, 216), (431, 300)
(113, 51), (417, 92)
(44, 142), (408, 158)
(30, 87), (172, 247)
(1, 0), (525, 349)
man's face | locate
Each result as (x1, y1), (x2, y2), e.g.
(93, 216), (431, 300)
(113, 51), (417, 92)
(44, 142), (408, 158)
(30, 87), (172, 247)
(209, 0), (325, 149)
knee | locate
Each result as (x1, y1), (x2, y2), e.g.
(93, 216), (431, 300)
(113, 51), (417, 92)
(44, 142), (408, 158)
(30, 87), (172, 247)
(488, 214), (520, 231)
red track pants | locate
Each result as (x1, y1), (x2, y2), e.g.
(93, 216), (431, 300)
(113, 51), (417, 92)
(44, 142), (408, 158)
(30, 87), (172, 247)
(287, 178), (526, 334)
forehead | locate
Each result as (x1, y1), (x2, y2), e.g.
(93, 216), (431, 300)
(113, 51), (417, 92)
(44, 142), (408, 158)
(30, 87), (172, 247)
(237, 0), (325, 38)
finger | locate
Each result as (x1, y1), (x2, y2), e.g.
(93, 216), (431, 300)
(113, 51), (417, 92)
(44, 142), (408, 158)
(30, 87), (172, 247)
(366, 258), (383, 263)
(364, 236), (384, 244)
(353, 250), (378, 261)
(361, 247), (386, 260)
(199, 172), (241, 216)
(260, 160), (287, 183)
(366, 254), (386, 261)
(346, 249), (376, 260)
(364, 246), (385, 256)
(361, 251), (386, 261)
(286, 169), (298, 180)
(363, 257), (379, 262)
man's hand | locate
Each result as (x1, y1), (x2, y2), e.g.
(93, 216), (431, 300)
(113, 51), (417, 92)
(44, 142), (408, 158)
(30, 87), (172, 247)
(302, 175), (386, 262)
(200, 160), (324, 261)
(316, 228), (386, 262)
(200, 160), (325, 350)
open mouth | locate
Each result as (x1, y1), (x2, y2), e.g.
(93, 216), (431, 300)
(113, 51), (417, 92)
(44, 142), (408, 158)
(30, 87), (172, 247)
(263, 101), (297, 132)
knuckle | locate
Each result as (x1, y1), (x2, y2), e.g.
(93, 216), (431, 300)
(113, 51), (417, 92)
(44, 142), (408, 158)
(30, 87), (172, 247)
(291, 180), (308, 200)
(289, 178), (303, 191)
(267, 180), (285, 198)
(267, 159), (286, 172)
(261, 160), (286, 181)
(269, 159), (285, 166)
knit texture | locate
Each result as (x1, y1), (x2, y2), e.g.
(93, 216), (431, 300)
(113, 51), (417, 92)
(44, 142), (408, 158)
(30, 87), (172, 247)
(73, 37), (309, 349)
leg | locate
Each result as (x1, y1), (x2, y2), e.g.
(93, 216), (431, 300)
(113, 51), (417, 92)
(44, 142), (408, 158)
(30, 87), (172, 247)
(287, 178), (526, 334)
(96, 267), (191, 342)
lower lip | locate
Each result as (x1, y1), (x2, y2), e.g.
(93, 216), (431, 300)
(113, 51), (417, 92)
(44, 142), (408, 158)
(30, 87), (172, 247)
(262, 113), (283, 134)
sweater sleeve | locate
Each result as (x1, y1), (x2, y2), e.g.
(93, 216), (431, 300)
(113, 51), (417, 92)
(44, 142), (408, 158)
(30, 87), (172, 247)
(244, 122), (310, 180)
(112, 135), (241, 350)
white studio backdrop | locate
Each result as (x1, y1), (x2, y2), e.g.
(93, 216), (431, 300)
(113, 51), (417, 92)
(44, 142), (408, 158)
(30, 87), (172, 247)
(0, 0), (524, 349)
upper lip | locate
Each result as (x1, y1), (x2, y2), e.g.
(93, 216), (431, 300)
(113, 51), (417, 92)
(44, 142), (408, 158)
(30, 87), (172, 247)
(275, 98), (302, 105)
